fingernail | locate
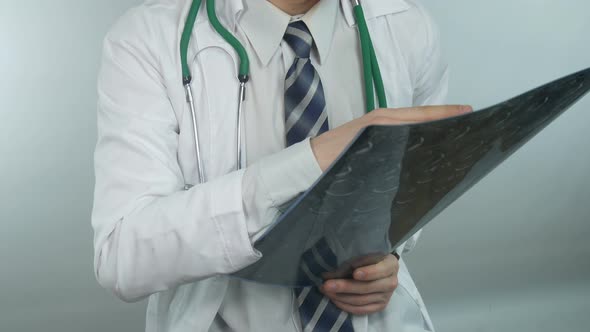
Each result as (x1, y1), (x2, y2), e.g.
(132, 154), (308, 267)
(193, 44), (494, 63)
(460, 105), (473, 113)
(356, 271), (366, 279)
(328, 282), (338, 291)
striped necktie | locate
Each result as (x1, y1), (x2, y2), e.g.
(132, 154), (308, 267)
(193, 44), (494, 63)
(295, 238), (354, 332)
(284, 21), (329, 146)
(284, 21), (351, 332)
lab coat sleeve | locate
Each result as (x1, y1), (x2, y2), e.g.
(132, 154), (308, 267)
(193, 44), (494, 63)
(404, 3), (450, 254)
(242, 138), (323, 240)
(92, 20), (321, 301)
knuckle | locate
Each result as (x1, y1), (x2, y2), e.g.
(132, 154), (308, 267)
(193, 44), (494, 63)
(388, 277), (399, 291)
(386, 257), (397, 270)
(382, 292), (392, 303)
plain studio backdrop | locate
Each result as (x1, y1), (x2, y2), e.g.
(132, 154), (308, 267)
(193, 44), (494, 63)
(1, 1), (589, 331)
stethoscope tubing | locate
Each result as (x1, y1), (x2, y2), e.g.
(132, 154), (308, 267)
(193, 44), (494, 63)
(180, 0), (385, 186)
(353, 3), (388, 112)
(184, 83), (205, 189)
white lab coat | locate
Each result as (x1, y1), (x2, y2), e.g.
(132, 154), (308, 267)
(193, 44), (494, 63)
(93, 0), (448, 331)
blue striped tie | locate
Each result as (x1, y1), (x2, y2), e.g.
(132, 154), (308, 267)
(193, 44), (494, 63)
(284, 21), (329, 146)
(295, 239), (354, 332)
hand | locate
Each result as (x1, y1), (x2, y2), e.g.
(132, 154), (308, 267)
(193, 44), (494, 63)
(311, 105), (473, 171)
(320, 254), (400, 315)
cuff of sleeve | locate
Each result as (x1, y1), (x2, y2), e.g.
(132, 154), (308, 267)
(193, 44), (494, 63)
(257, 138), (323, 207)
(211, 170), (262, 271)
(394, 230), (424, 258)
(402, 230), (423, 254)
(243, 138), (323, 238)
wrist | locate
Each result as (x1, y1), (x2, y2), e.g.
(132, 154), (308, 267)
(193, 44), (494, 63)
(310, 136), (329, 172)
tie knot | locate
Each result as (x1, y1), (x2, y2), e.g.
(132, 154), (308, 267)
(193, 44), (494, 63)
(283, 21), (314, 59)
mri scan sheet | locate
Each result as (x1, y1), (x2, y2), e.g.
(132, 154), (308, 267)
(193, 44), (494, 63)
(234, 67), (590, 286)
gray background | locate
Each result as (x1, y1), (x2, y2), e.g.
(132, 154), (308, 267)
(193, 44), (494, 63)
(0, 0), (588, 331)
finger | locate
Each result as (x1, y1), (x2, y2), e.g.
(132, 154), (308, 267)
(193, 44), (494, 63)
(322, 276), (398, 295)
(403, 105), (473, 121)
(415, 104), (473, 116)
(331, 299), (388, 316)
(353, 254), (398, 281)
(372, 105), (472, 123)
(323, 290), (390, 307)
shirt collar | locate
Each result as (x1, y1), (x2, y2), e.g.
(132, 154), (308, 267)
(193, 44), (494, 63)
(239, 0), (339, 66)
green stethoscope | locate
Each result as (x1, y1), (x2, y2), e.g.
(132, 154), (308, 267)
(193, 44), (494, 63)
(181, 0), (387, 185)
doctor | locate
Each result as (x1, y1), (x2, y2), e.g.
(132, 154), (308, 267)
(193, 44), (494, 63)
(93, 0), (469, 331)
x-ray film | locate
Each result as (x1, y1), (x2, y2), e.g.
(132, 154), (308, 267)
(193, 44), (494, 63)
(234, 67), (590, 286)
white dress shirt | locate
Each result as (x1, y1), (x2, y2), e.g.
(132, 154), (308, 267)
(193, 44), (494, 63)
(92, 0), (449, 331)
(220, 0), (445, 330)
(240, 0), (365, 239)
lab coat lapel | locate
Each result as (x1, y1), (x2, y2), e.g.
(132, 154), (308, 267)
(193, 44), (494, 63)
(340, 0), (410, 26)
(339, 0), (414, 109)
(176, 0), (245, 180)
(182, 0), (243, 64)
(190, 26), (244, 178)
